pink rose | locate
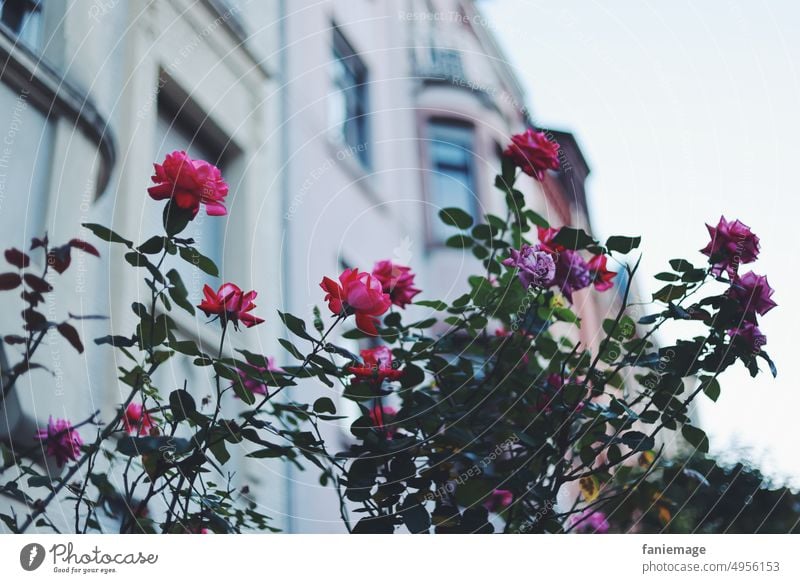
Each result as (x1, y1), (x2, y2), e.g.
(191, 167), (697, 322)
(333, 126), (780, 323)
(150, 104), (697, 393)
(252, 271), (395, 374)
(319, 268), (391, 335)
(35, 417), (83, 468)
(236, 357), (284, 397)
(147, 151), (228, 217)
(198, 283), (265, 329)
(372, 260), (421, 309)
(122, 403), (155, 436)
(503, 129), (560, 180)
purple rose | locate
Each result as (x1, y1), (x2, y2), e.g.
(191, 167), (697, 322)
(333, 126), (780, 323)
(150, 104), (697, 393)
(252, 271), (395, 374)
(502, 244), (556, 289)
(728, 321), (767, 353)
(728, 271), (777, 317)
(701, 216), (760, 278)
(35, 416), (83, 468)
(553, 249), (591, 301)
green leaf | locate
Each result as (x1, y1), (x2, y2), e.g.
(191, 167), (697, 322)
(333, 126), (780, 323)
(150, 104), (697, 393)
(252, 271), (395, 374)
(178, 247), (219, 277)
(681, 268), (706, 283)
(138, 236), (165, 255)
(162, 202), (193, 237)
(342, 328), (369, 340)
(27, 475), (54, 489)
(82, 223), (132, 246)
(669, 259), (694, 272)
(605, 235), (641, 254)
(563, 383), (586, 406)
(0, 512), (18, 532)
(278, 311), (314, 341)
(445, 234), (472, 249)
(313, 397), (336, 414)
(654, 272), (680, 282)
(700, 376), (721, 402)
(399, 363), (424, 389)
(231, 374), (256, 405)
(313, 305), (324, 333)
(620, 431), (655, 452)
(124, 251), (148, 268)
(415, 300), (447, 311)
(602, 316), (636, 339)
(471, 224), (493, 240)
(652, 284), (687, 303)
(247, 446), (290, 458)
(209, 439), (230, 465)
(400, 495), (430, 534)
(169, 389), (197, 422)
(523, 209), (549, 228)
(169, 339), (200, 356)
(352, 516), (395, 534)
(166, 269), (195, 315)
(439, 207), (474, 230)
(472, 245), (489, 260)
(552, 227), (596, 250)
(56, 322), (84, 354)
(278, 338), (305, 360)
(681, 425), (709, 453)
(137, 314), (171, 350)
(500, 156), (516, 187)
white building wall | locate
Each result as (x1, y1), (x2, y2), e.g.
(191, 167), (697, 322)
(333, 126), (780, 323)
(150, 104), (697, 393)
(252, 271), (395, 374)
(0, 0), (289, 532)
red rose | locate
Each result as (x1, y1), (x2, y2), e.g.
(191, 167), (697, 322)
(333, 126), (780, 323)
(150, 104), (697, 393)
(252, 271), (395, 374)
(536, 226), (564, 254)
(147, 151), (228, 217)
(587, 254), (617, 291)
(369, 404), (398, 439)
(349, 346), (404, 383)
(198, 283), (265, 329)
(319, 268), (391, 334)
(503, 129), (560, 180)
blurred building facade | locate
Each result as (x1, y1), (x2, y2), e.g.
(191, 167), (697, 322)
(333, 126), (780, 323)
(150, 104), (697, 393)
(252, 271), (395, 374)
(0, 0), (287, 531)
(276, 0), (608, 532)
(0, 0), (608, 533)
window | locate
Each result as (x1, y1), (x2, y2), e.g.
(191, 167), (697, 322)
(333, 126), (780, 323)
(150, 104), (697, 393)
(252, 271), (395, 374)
(426, 119), (477, 243)
(329, 27), (369, 168)
(0, 0), (42, 48)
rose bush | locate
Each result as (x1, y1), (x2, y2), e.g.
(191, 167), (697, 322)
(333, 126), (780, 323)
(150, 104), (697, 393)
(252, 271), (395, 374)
(0, 138), (777, 534)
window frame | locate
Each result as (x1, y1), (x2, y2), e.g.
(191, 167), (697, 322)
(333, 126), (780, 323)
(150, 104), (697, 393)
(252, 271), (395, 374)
(330, 25), (371, 169)
(0, 0), (42, 50)
(424, 117), (479, 247)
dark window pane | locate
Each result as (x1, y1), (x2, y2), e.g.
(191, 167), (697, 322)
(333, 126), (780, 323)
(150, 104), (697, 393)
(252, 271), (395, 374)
(428, 120), (476, 243)
(330, 27), (370, 167)
(1, 0), (42, 47)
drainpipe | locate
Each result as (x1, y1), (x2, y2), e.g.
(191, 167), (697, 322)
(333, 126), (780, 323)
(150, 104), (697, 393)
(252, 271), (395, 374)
(277, 0), (294, 534)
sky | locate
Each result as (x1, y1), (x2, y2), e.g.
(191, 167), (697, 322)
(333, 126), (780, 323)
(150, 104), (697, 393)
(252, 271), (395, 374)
(482, 0), (800, 486)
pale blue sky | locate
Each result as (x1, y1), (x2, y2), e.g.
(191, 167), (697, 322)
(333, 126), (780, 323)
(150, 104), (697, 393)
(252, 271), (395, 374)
(483, 0), (800, 486)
